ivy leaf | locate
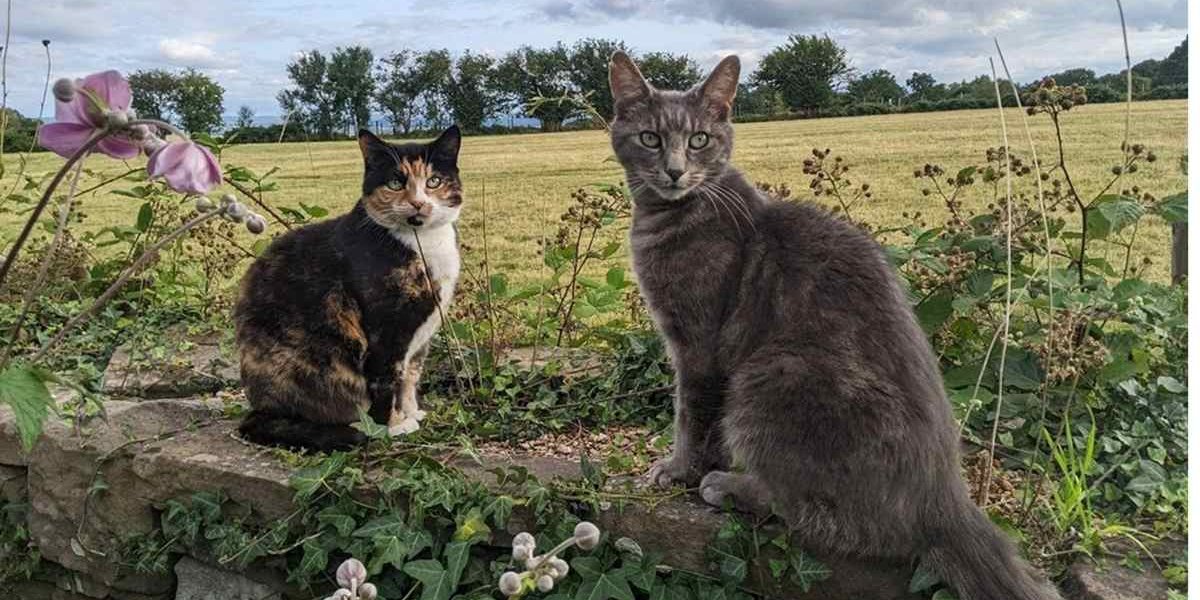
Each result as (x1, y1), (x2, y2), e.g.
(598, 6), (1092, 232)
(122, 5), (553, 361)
(403, 559), (455, 600)
(316, 506), (356, 537)
(574, 571), (635, 600)
(289, 453), (346, 500)
(353, 514), (406, 539)
(712, 547), (747, 583)
(443, 540), (471, 589)
(572, 556), (606, 580)
(908, 562), (942, 593)
(452, 513), (491, 543)
(369, 535), (407, 573)
(297, 539), (328, 577)
(788, 552), (831, 592)
(0, 364), (55, 451)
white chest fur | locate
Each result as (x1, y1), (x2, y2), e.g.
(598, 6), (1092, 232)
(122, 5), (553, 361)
(393, 225), (460, 365)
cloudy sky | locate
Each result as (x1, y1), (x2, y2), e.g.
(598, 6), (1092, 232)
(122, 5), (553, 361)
(7, 0), (1188, 118)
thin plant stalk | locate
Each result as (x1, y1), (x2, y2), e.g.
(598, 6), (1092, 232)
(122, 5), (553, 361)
(33, 206), (229, 362)
(982, 57), (1015, 508)
(0, 0), (11, 168)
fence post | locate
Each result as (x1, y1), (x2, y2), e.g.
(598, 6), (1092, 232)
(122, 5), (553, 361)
(1171, 222), (1187, 285)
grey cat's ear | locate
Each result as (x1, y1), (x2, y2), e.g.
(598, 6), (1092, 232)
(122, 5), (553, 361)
(429, 124), (461, 164)
(698, 55), (740, 120)
(609, 51), (651, 117)
(357, 129), (386, 161)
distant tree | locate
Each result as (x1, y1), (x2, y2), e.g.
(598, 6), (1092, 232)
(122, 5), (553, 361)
(733, 82), (786, 117)
(444, 51), (500, 133)
(1156, 37), (1187, 86)
(129, 69), (179, 122)
(905, 71), (936, 97)
(235, 105), (255, 130)
(1047, 68), (1096, 87)
(174, 69), (224, 134)
(376, 50), (423, 134)
(414, 50), (453, 130)
(1099, 71), (1153, 95)
(495, 44), (577, 131)
(847, 69), (904, 103)
(278, 50), (338, 138)
(753, 34), (852, 113)
(328, 46), (375, 134)
(637, 52), (702, 90)
(1131, 58), (1160, 81)
(569, 38), (630, 120)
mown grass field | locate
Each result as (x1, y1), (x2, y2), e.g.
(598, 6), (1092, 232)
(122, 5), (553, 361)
(1, 100), (1187, 289)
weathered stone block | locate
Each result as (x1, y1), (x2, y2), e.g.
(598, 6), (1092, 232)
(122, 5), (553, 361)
(103, 333), (238, 399)
(174, 557), (282, 600)
(0, 463), (27, 503)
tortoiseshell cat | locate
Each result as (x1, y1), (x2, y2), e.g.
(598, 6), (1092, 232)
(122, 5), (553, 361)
(608, 53), (1061, 600)
(235, 126), (462, 452)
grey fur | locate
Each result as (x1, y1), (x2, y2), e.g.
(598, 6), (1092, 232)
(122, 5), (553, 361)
(608, 51), (1062, 600)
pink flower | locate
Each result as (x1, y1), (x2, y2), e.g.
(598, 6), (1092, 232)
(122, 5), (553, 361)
(37, 70), (139, 159)
(147, 140), (222, 194)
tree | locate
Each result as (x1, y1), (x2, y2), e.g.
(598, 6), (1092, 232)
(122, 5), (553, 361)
(235, 105), (255, 130)
(637, 52), (702, 90)
(444, 51), (500, 133)
(376, 50), (423, 134)
(328, 46), (375, 134)
(414, 50), (453, 130)
(753, 34), (852, 113)
(495, 44), (577, 131)
(733, 82), (786, 117)
(905, 72), (940, 100)
(174, 69), (224, 134)
(1047, 68), (1096, 87)
(569, 38), (630, 120)
(129, 69), (178, 122)
(847, 69), (903, 103)
(278, 50), (338, 138)
(1156, 37), (1187, 86)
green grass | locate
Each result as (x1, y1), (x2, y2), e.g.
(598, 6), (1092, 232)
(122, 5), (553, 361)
(1, 100), (1186, 289)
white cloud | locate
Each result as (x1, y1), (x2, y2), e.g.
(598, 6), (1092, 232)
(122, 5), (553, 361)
(158, 38), (222, 66)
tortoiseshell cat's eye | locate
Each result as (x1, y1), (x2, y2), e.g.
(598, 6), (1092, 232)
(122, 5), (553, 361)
(386, 177), (405, 190)
(639, 131), (661, 148)
(426, 175), (443, 189)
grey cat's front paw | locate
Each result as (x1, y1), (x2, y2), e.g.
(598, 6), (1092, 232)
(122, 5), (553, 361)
(699, 471), (733, 507)
(646, 456), (694, 488)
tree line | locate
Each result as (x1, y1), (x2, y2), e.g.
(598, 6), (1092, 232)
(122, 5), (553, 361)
(1, 34), (1186, 150)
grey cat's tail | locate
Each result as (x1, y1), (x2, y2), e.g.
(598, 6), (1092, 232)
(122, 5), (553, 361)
(238, 410), (366, 453)
(923, 495), (1063, 600)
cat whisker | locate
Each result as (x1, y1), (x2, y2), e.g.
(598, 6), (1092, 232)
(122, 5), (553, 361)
(699, 187), (744, 238)
(708, 183), (757, 233)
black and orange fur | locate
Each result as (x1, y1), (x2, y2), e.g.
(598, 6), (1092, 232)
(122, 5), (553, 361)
(235, 126), (462, 451)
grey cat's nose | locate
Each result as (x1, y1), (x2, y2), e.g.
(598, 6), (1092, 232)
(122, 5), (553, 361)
(665, 168), (685, 183)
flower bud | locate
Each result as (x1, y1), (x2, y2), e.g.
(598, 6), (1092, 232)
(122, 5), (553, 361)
(614, 537), (643, 557)
(513, 532), (536, 550)
(336, 558), (367, 589)
(574, 522), (600, 550)
(537, 575), (554, 592)
(141, 134), (167, 155)
(245, 213), (267, 234)
(105, 110), (129, 129)
(328, 589), (353, 600)
(225, 201), (248, 222)
(512, 543), (533, 562)
(498, 571), (522, 596)
(526, 556), (543, 570)
(221, 193), (237, 207)
(195, 196), (216, 212)
(359, 583), (378, 600)
(548, 557), (569, 580)
(52, 78), (76, 103)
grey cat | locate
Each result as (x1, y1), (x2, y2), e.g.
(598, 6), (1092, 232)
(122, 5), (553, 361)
(608, 51), (1062, 600)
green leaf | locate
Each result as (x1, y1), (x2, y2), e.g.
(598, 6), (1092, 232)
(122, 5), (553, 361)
(0, 365), (55, 451)
(788, 552), (831, 592)
(1087, 195), (1144, 239)
(1157, 376), (1186, 394)
(489, 274), (508, 297)
(316, 507), (356, 537)
(353, 514), (406, 538)
(452, 513), (490, 543)
(135, 202), (153, 232)
(403, 559), (454, 600)
(916, 292), (954, 333)
(297, 539), (328, 577)
(443, 540), (471, 589)
(370, 535), (406, 573)
(1000, 348), (1043, 391)
(1127, 460), (1167, 493)
(606, 267), (626, 288)
(1155, 192), (1186, 223)
(575, 571), (635, 600)
(931, 590), (960, 600)
(572, 557), (605, 580)
(300, 202), (329, 218)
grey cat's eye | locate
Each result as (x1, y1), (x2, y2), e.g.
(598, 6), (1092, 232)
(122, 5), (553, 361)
(688, 132), (709, 150)
(639, 131), (661, 149)
(386, 178), (404, 191)
(426, 175), (443, 189)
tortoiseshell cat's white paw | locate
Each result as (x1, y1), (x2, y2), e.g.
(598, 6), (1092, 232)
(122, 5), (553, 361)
(409, 409), (427, 422)
(646, 456), (692, 488)
(388, 418), (420, 436)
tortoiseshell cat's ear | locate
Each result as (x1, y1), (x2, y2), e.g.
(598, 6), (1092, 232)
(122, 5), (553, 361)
(698, 55), (740, 121)
(428, 125), (461, 167)
(357, 129), (387, 161)
(609, 51), (651, 118)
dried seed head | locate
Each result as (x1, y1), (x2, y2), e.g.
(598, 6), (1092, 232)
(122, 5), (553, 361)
(537, 575), (555, 592)
(53, 78), (76, 103)
(499, 572), (523, 596)
(574, 522), (601, 550)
